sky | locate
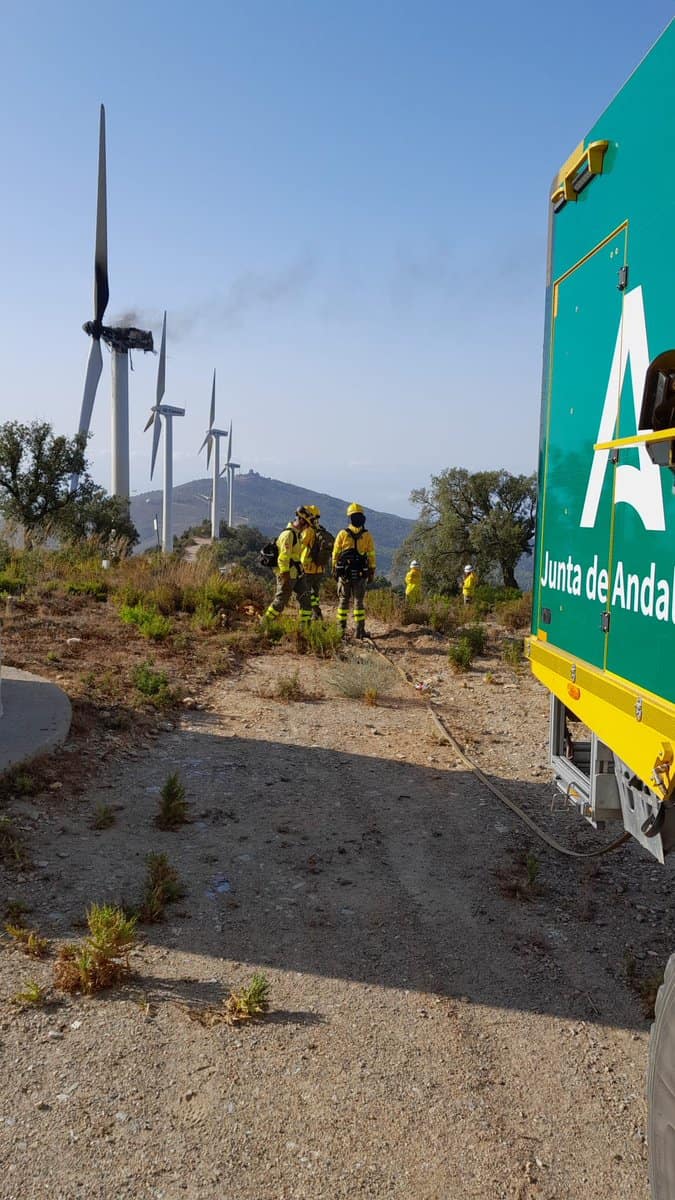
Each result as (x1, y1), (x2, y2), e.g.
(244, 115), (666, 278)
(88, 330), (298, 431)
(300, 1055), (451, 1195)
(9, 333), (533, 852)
(0, 1), (673, 518)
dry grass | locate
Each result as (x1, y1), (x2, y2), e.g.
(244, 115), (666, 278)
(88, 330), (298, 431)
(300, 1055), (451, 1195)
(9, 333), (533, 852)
(138, 853), (185, 923)
(329, 654), (395, 701)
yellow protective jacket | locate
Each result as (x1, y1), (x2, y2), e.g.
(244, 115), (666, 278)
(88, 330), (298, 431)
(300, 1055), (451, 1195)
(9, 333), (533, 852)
(332, 525), (376, 571)
(275, 524), (302, 577)
(462, 570), (477, 598)
(300, 525), (322, 576)
(405, 567), (422, 600)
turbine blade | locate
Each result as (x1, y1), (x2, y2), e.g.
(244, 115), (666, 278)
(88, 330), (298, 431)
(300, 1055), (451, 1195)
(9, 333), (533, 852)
(78, 337), (103, 437)
(226, 419), (232, 465)
(209, 370), (216, 432)
(156, 311), (166, 406)
(206, 436), (212, 470)
(143, 409), (156, 433)
(150, 412), (162, 479)
(94, 105), (109, 325)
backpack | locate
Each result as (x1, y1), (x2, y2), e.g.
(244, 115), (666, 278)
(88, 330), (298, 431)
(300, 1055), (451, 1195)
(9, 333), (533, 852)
(259, 527), (298, 572)
(335, 529), (370, 580)
(309, 524), (335, 568)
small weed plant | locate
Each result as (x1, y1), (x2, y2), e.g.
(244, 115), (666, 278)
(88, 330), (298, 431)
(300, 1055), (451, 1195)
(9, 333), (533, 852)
(460, 623), (488, 657)
(0, 816), (26, 864)
(138, 852), (185, 922)
(5, 924), (50, 958)
(91, 802), (115, 830)
(495, 849), (542, 902)
(54, 904), (137, 994)
(188, 972), (271, 1027)
(11, 979), (47, 1007)
(156, 773), (188, 830)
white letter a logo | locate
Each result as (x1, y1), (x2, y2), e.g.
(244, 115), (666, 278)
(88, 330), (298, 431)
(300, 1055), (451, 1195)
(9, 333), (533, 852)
(580, 286), (665, 531)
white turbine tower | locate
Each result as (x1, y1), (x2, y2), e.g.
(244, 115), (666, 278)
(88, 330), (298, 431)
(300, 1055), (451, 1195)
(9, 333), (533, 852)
(143, 314), (185, 554)
(197, 371), (229, 540)
(75, 105), (153, 500)
(220, 421), (240, 528)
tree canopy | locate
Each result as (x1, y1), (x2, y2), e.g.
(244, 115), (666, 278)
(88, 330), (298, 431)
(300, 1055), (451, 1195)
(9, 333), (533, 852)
(0, 420), (138, 550)
(394, 468), (536, 591)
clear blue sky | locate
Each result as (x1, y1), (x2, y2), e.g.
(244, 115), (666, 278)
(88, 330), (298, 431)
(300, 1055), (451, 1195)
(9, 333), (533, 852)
(0, 2), (672, 516)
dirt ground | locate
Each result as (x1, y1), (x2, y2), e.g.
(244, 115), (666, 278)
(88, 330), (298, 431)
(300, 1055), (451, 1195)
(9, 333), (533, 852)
(1, 612), (672, 1199)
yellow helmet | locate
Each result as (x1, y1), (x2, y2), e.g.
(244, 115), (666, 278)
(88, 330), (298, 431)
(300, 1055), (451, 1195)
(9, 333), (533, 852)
(307, 504), (321, 522)
(347, 502), (364, 517)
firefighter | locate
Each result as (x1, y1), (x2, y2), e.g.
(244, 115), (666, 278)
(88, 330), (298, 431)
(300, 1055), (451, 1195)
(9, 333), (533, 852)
(332, 503), (376, 638)
(405, 559), (422, 603)
(263, 508), (313, 624)
(300, 504), (331, 620)
(462, 564), (477, 605)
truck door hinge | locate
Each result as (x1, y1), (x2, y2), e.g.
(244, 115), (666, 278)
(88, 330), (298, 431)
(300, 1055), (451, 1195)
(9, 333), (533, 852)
(617, 265), (629, 291)
(601, 611), (611, 633)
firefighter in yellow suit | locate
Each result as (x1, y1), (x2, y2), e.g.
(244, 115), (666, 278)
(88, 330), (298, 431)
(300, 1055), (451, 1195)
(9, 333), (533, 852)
(263, 508), (313, 624)
(332, 503), (376, 638)
(405, 560), (422, 603)
(462, 564), (478, 605)
(300, 504), (325, 620)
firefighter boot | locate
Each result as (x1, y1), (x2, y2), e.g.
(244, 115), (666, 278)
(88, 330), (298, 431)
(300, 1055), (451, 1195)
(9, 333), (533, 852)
(355, 621), (366, 640)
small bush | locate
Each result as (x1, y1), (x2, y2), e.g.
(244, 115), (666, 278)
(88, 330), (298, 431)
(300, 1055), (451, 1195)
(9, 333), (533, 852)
(138, 853), (185, 923)
(276, 671), (303, 701)
(202, 578), (243, 615)
(448, 638), (474, 673)
(156, 773), (188, 830)
(296, 621), (343, 658)
(54, 904), (137, 994)
(191, 601), (219, 632)
(0, 572), (25, 595)
(119, 603), (173, 641)
(498, 592), (532, 631)
(133, 662), (173, 706)
(67, 579), (108, 601)
(459, 623), (487, 656)
(502, 637), (524, 668)
(330, 655), (395, 699)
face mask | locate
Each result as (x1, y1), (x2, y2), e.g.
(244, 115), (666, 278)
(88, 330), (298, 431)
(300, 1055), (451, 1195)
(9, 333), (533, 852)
(350, 513), (365, 527)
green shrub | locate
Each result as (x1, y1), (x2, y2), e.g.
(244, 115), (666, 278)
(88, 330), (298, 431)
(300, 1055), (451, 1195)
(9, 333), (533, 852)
(119, 603), (172, 641)
(138, 853), (185, 922)
(502, 636), (524, 668)
(296, 620), (343, 658)
(156, 773), (188, 830)
(448, 637), (474, 673)
(330, 654), (395, 699)
(67, 579), (108, 601)
(0, 572), (25, 595)
(132, 661), (173, 705)
(276, 670), (304, 701)
(459, 623), (487, 656)
(202, 578), (243, 614)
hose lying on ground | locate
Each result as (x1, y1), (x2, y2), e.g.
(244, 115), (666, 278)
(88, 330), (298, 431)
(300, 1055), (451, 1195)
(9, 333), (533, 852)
(365, 635), (630, 861)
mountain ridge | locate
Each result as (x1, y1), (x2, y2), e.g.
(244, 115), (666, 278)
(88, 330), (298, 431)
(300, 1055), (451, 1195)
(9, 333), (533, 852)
(131, 471), (414, 576)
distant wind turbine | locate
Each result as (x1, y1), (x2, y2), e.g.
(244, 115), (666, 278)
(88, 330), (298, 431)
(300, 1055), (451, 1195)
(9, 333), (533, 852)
(197, 371), (229, 540)
(220, 420), (240, 528)
(143, 313), (185, 554)
(75, 104), (154, 500)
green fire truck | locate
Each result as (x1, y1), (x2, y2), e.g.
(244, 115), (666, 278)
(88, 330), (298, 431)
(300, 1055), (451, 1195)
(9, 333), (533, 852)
(528, 19), (675, 1197)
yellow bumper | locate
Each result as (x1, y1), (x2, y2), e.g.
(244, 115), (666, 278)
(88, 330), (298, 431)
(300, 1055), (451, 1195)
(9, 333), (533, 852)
(527, 635), (675, 801)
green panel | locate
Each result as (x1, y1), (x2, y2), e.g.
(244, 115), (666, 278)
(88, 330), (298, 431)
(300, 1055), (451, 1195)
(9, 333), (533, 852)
(538, 232), (625, 666)
(534, 19), (675, 706)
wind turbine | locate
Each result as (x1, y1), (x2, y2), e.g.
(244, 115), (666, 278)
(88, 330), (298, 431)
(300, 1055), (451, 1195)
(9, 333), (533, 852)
(220, 420), (240, 528)
(143, 313), (185, 554)
(76, 105), (154, 501)
(197, 371), (229, 540)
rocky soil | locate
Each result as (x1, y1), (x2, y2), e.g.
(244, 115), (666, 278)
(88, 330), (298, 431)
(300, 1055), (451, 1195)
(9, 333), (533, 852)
(1, 616), (672, 1199)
